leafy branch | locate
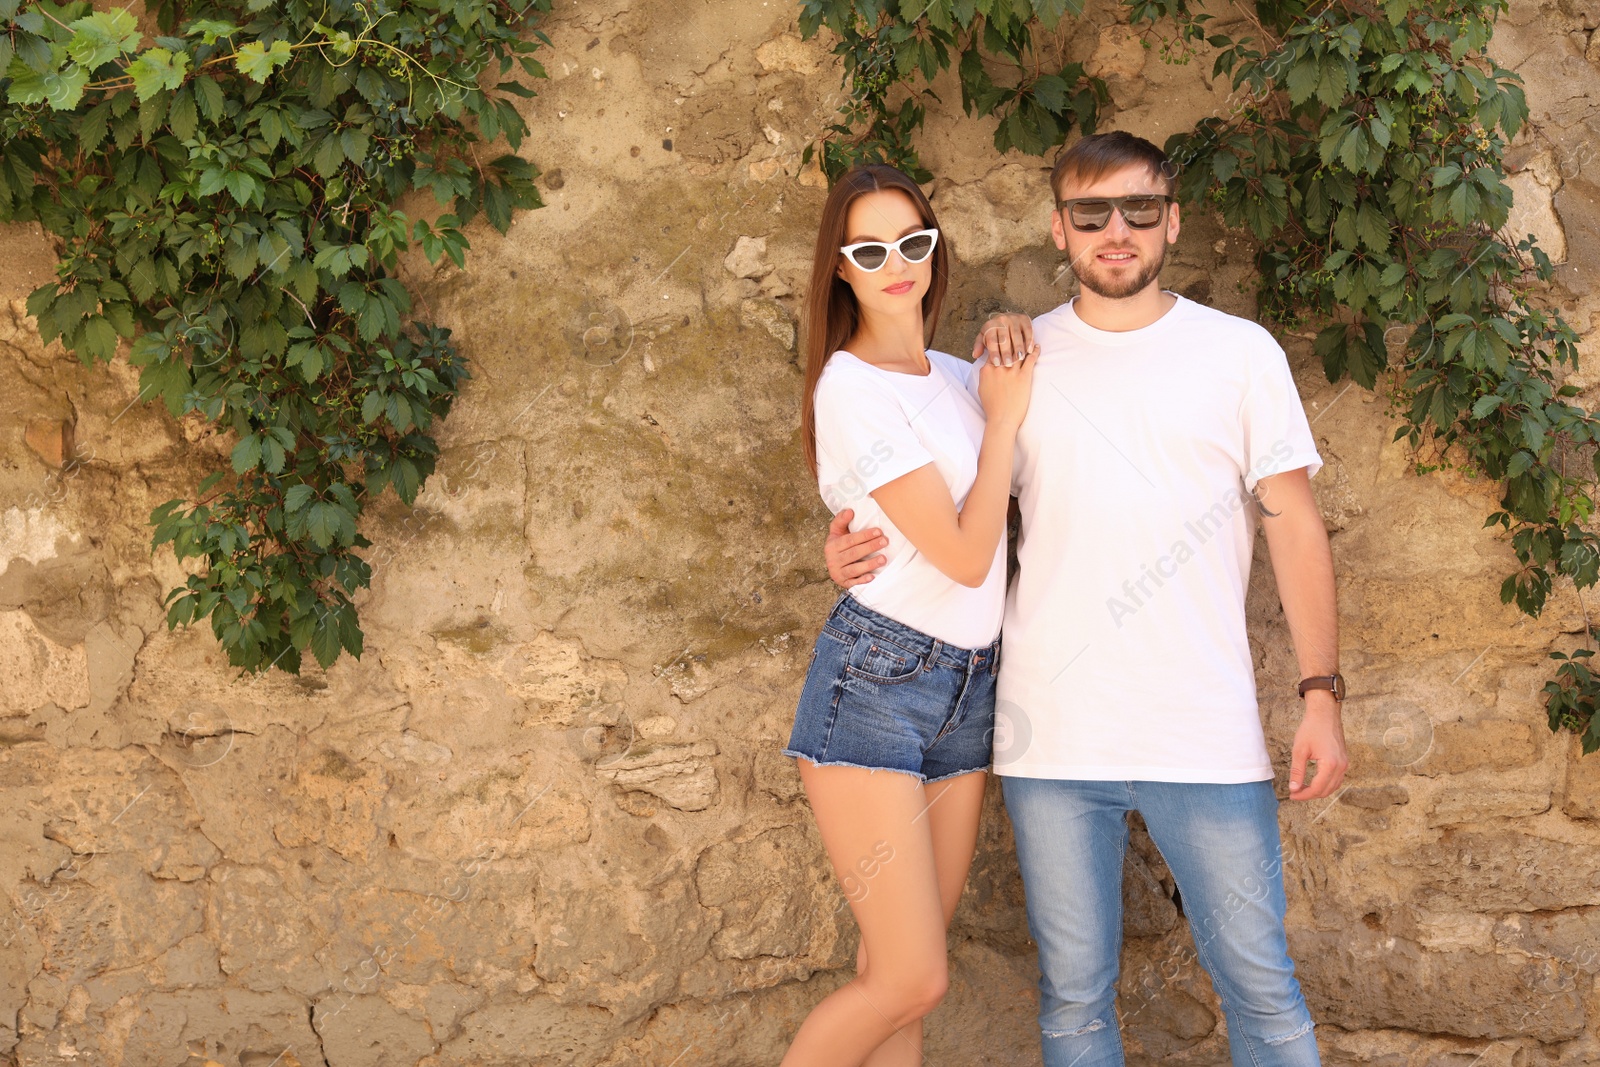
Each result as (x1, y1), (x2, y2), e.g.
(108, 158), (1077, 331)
(798, 0), (1108, 181)
(1, 0), (551, 673)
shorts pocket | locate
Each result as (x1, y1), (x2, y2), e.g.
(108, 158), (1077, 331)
(844, 630), (923, 684)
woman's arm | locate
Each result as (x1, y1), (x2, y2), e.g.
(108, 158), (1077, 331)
(868, 357), (1033, 587)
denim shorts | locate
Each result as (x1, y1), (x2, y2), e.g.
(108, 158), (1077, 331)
(783, 593), (999, 784)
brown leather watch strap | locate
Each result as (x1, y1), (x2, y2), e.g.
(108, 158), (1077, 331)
(1297, 673), (1346, 701)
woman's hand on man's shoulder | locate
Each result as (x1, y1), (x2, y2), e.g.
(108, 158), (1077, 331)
(971, 312), (1037, 368)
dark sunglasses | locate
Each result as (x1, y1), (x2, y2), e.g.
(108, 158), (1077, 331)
(839, 228), (939, 272)
(1055, 194), (1174, 232)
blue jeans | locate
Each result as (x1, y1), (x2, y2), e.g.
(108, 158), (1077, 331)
(1001, 776), (1319, 1067)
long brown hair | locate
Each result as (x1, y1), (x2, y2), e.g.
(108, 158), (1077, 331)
(800, 164), (950, 482)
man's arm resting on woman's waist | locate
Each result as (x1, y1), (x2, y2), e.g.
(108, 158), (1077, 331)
(825, 494), (1022, 588)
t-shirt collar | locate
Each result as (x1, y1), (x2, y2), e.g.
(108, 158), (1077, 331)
(1058, 290), (1190, 346)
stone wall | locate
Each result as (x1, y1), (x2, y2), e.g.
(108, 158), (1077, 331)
(2, 1), (1599, 1064)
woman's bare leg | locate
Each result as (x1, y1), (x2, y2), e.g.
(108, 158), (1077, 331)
(780, 762), (952, 1067)
(859, 770), (989, 1067)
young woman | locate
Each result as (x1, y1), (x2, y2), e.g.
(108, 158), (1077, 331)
(780, 163), (1037, 1067)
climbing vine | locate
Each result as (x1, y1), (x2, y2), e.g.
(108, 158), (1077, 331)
(799, 0), (1107, 181)
(802, 0), (1600, 753)
(0, 0), (549, 673)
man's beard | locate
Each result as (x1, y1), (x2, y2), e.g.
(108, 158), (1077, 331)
(1069, 240), (1166, 300)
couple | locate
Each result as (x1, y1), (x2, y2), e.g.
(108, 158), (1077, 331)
(779, 131), (1348, 1067)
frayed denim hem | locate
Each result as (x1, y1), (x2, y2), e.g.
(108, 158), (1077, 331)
(923, 765), (990, 784)
(783, 752), (926, 782)
(783, 751), (989, 785)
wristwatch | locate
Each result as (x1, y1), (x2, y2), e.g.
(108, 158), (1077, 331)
(1297, 673), (1346, 701)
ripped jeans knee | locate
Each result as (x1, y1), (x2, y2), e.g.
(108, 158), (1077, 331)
(1263, 1016), (1316, 1047)
(1042, 1016), (1107, 1039)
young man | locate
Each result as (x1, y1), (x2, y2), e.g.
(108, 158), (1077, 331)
(822, 130), (1346, 1067)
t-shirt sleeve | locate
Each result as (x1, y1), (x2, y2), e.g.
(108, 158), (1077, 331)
(813, 370), (937, 497)
(1239, 335), (1323, 495)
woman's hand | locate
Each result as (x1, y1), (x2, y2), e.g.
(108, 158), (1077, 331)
(977, 347), (1037, 430)
(971, 312), (1036, 368)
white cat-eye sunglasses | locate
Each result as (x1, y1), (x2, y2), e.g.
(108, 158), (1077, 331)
(839, 228), (939, 272)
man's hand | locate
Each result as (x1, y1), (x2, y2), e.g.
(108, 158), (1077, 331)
(971, 312), (1036, 368)
(825, 508), (887, 588)
(1287, 694), (1348, 800)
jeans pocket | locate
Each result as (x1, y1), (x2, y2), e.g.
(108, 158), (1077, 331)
(844, 629), (923, 684)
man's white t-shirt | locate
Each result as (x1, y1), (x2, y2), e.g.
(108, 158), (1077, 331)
(965, 292), (1323, 783)
(813, 349), (1006, 649)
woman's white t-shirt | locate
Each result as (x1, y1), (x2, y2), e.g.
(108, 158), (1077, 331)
(812, 349), (1006, 649)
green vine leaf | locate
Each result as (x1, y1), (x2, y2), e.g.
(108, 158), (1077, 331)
(126, 46), (191, 101)
(234, 38), (291, 83)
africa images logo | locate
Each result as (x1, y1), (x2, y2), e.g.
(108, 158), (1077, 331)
(1106, 439), (1296, 628)
(820, 439), (895, 512)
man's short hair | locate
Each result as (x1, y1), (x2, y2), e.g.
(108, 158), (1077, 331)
(1050, 131), (1175, 204)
